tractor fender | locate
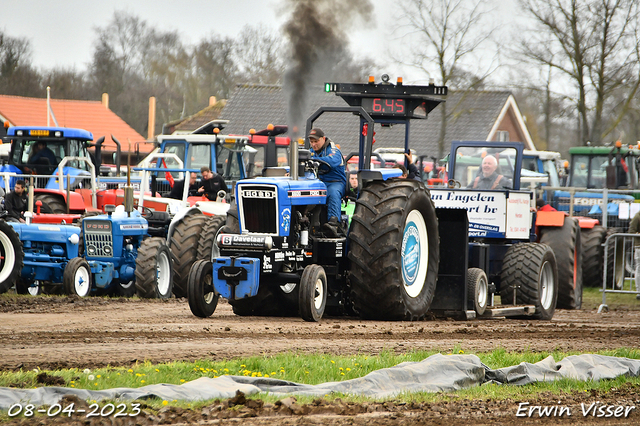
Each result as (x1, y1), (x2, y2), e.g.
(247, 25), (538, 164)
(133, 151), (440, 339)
(32, 188), (86, 212)
(166, 206), (203, 243)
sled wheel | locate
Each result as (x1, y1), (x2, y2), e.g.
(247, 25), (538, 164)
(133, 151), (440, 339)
(135, 237), (173, 299)
(467, 268), (488, 316)
(197, 215), (226, 261)
(187, 259), (219, 318)
(348, 179), (439, 320)
(299, 264), (327, 322)
(169, 213), (207, 297)
(539, 217), (583, 309)
(500, 243), (558, 320)
(0, 221), (23, 294)
(63, 257), (92, 297)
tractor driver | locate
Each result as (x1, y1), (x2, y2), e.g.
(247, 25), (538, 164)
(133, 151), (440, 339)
(468, 154), (512, 190)
(28, 141), (57, 169)
(308, 128), (346, 237)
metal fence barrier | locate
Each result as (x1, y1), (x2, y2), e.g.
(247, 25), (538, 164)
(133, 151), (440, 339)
(598, 232), (640, 313)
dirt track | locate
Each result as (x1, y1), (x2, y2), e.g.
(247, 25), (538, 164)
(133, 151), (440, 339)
(1, 295), (640, 425)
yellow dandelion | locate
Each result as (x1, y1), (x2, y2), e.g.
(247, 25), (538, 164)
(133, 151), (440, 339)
(346, 368), (351, 371)
(162, 400), (168, 406)
(96, 375), (101, 379)
(180, 379), (185, 383)
(128, 369), (133, 373)
(94, 383), (98, 386)
(305, 371), (309, 374)
(251, 372), (257, 377)
(458, 350), (464, 354)
(340, 373), (345, 376)
(264, 374), (269, 378)
(240, 365), (246, 368)
(141, 380), (145, 383)
(271, 372), (277, 375)
(331, 360), (335, 364)
(70, 381), (75, 384)
(117, 373), (120, 376)
(70, 385), (75, 388)
(257, 372), (263, 377)
(224, 368), (229, 373)
(155, 369), (160, 372)
(136, 373), (142, 377)
(339, 367), (343, 371)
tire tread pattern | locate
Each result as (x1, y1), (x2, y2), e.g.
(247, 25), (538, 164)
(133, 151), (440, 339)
(169, 213), (207, 297)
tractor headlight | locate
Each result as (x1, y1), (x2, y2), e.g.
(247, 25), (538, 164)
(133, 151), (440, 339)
(68, 234), (80, 245)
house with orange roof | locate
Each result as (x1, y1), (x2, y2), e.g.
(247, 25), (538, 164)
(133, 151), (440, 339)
(0, 94), (153, 163)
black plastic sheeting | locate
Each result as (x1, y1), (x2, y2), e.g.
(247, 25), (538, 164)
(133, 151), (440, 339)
(2, 353), (639, 409)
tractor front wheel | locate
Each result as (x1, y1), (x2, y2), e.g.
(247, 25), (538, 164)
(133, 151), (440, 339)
(63, 258), (92, 297)
(299, 264), (327, 322)
(135, 237), (173, 299)
(187, 259), (219, 318)
(0, 221), (23, 294)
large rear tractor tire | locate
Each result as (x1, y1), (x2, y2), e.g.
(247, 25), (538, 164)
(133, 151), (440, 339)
(500, 243), (558, 320)
(348, 179), (439, 320)
(197, 215), (226, 261)
(135, 237), (173, 299)
(35, 194), (67, 214)
(63, 258), (92, 297)
(299, 264), (327, 322)
(539, 217), (583, 310)
(581, 225), (606, 288)
(187, 259), (219, 318)
(169, 213), (208, 297)
(0, 221), (23, 294)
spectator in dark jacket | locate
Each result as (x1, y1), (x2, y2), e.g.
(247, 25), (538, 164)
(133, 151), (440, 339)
(5, 180), (28, 223)
(198, 167), (228, 201)
(168, 172), (199, 200)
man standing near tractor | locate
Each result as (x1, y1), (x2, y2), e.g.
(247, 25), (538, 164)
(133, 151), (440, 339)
(5, 180), (28, 223)
(308, 128), (346, 237)
(198, 167), (228, 201)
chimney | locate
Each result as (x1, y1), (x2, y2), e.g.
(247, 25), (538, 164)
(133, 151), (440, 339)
(102, 93), (109, 109)
(148, 96), (156, 141)
(209, 96), (217, 106)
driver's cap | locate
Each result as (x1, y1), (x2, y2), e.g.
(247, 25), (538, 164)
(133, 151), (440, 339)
(308, 128), (324, 140)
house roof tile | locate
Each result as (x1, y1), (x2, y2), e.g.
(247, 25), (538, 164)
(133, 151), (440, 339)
(220, 84), (516, 157)
(0, 95), (150, 152)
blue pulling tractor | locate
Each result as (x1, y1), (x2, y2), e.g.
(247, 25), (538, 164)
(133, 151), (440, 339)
(63, 203), (173, 298)
(187, 77), (448, 321)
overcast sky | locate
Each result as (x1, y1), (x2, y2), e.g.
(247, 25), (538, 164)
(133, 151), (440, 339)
(1, 0), (521, 85)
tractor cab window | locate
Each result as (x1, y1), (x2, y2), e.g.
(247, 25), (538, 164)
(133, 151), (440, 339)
(452, 146), (516, 189)
(11, 138), (87, 175)
(65, 140), (91, 171)
(216, 144), (244, 180)
(187, 144), (211, 170)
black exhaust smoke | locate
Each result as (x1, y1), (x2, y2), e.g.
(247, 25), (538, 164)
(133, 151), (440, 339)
(282, 0), (373, 140)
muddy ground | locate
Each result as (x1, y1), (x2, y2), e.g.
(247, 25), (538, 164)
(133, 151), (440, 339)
(1, 295), (640, 425)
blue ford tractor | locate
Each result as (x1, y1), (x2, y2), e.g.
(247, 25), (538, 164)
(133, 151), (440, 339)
(187, 77), (448, 321)
(63, 198), (173, 298)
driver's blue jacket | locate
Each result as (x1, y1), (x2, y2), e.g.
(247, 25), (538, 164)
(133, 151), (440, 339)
(310, 139), (347, 185)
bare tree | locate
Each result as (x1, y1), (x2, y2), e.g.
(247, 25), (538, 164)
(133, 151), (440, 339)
(394, 0), (499, 159)
(234, 25), (285, 85)
(0, 31), (43, 97)
(519, 0), (640, 146)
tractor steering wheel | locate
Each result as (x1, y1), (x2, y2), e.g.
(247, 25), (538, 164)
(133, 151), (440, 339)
(140, 206), (155, 218)
(313, 158), (331, 173)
